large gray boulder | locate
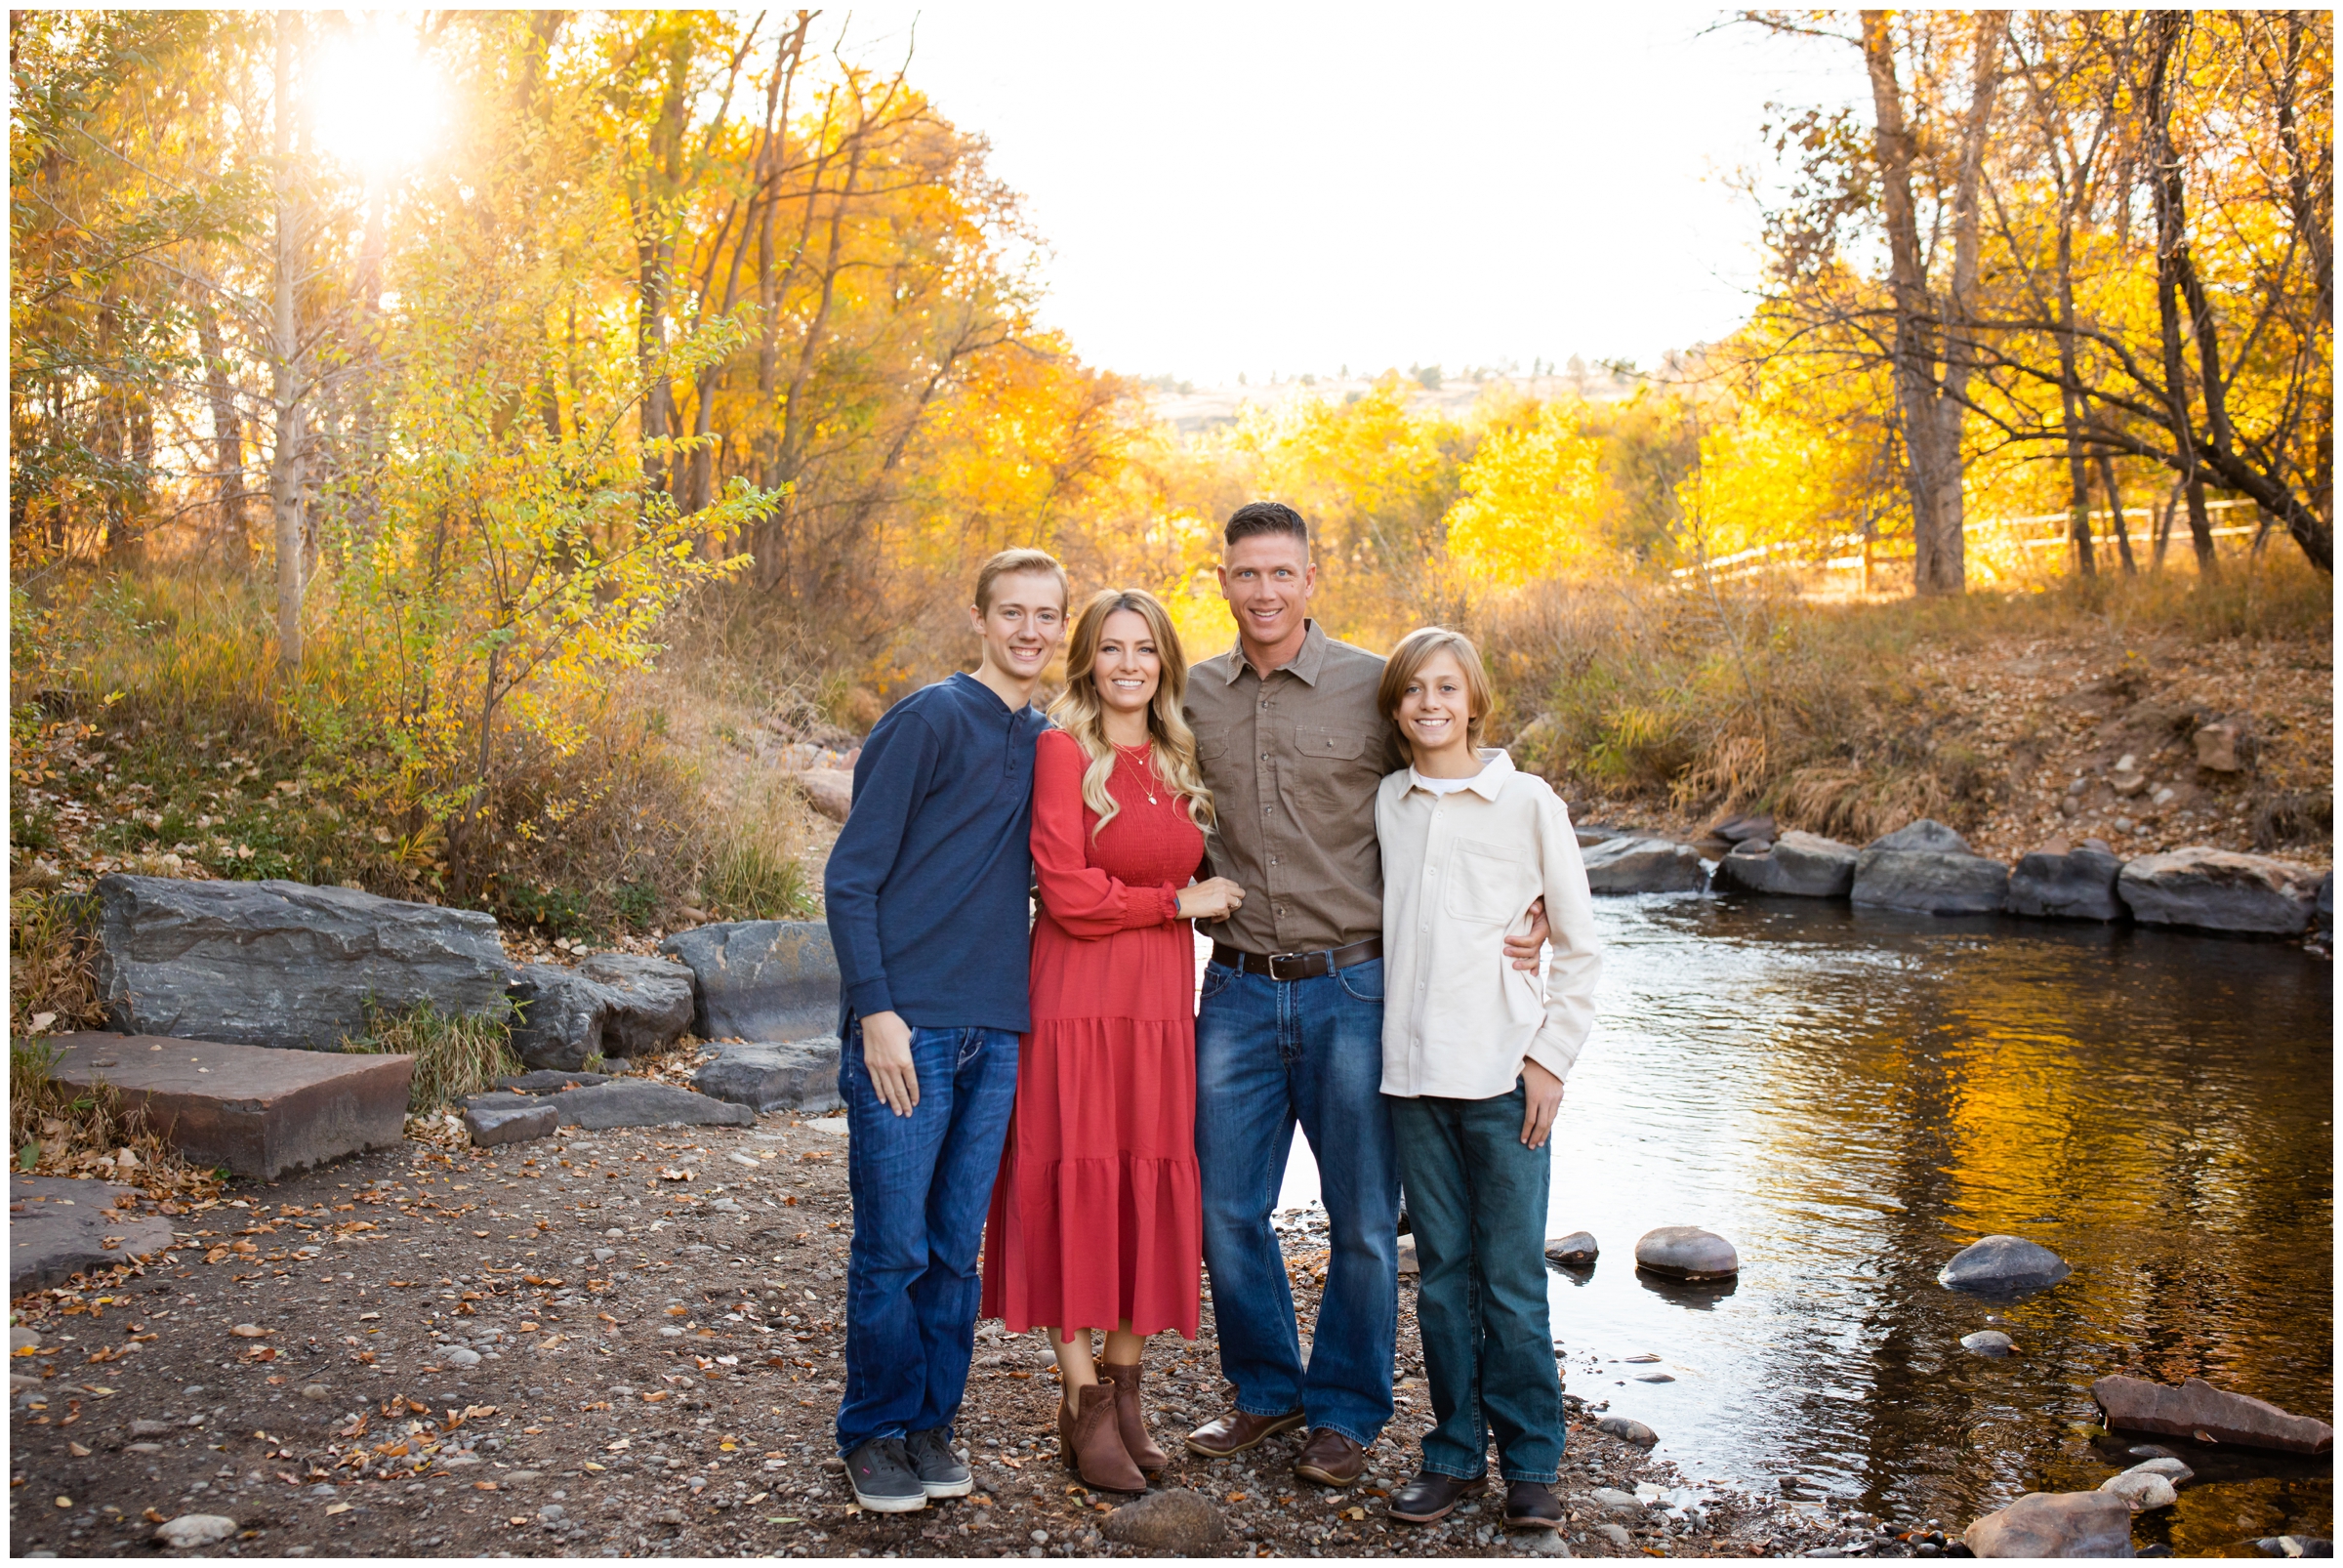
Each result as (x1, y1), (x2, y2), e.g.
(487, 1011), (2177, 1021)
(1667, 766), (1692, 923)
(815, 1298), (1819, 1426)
(659, 921), (841, 1040)
(1632, 1225), (1739, 1280)
(694, 1038), (843, 1113)
(1962, 1491), (2134, 1558)
(2117, 847), (2323, 935)
(1581, 836), (1709, 894)
(1852, 820), (2009, 915)
(2091, 1374), (2333, 1455)
(2008, 843), (2125, 921)
(93, 875), (509, 1051)
(1938, 1234), (2071, 1292)
(506, 954), (696, 1071)
(1712, 830), (1858, 898)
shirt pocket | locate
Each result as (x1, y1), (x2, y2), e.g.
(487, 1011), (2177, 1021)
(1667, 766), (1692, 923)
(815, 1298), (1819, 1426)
(1443, 838), (1529, 925)
(1291, 724), (1377, 808)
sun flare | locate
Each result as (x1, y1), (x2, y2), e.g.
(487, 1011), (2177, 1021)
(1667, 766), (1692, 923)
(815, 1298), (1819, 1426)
(309, 25), (448, 178)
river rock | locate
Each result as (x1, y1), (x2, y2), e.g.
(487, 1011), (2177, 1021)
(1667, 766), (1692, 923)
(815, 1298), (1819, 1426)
(1712, 813), (1777, 845)
(154, 1513), (240, 1548)
(1938, 1235), (2071, 1292)
(507, 955), (695, 1072)
(2317, 874), (2333, 938)
(2117, 848), (2323, 936)
(1544, 1231), (1599, 1266)
(543, 1079), (754, 1131)
(1962, 1490), (2133, 1557)
(1581, 837), (1709, 894)
(1960, 1330), (2015, 1356)
(1852, 821), (2009, 915)
(1588, 1487), (1641, 1516)
(1712, 830), (1860, 898)
(577, 954), (696, 1053)
(1633, 1225), (1738, 1280)
(693, 1038), (843, 1113)
(2120, 1458), (2193, 1484)
(10, 1175), (180, 1294)
(659, 921), (841, 1040)
(495, 1070), (609, 1093)
(790, 769), (854, 825)
(2090, 1374), (2333, 1454)
(1099, 1489), (1226, 1552)
(1595, 1415), (1657, 1447)
(1396, 1234), (1418, 1276)
(2098, 1470), (2177, 1512)
(92, 874), (509, 1051)
(2194, 721), (2247, 772)
(2008, 845), (2126, 921)
(463, 1099), (557, 1146)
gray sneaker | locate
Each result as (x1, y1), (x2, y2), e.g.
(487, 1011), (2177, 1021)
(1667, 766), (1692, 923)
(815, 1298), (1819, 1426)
(906, 1427), (972, 1498)
(843, 1436), (927, 1512)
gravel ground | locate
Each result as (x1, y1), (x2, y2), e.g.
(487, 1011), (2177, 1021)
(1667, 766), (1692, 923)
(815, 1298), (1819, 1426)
(10, 1114), (1924, 1559)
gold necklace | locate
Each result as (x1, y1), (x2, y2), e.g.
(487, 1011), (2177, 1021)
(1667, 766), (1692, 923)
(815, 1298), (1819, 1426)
(1119, 742), (1159, 805)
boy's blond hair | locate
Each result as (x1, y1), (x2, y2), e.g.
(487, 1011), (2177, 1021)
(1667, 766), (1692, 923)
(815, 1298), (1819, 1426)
(1379, 627), (1495, 763)
(973, 547), (1069, 613)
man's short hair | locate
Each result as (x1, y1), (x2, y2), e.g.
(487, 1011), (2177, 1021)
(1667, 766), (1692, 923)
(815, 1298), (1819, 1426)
(973, 547), (1069, 613)
(1224, 501), (1309, 551)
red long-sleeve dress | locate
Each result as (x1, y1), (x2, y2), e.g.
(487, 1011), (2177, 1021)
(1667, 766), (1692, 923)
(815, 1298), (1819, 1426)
(981, 727), (1206, 1339)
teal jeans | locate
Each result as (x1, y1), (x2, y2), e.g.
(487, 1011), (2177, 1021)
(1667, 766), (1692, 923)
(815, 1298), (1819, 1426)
(1389, 1080), (1564, 1482)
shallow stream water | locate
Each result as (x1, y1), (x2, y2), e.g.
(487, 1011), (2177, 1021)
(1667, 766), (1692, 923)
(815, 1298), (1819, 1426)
(1258, 897), (2333, 1554)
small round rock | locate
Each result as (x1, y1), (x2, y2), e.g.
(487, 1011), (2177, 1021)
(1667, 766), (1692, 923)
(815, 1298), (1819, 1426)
(155, 1514), (240, 1548)
(1959, 1330), (2015, 1356)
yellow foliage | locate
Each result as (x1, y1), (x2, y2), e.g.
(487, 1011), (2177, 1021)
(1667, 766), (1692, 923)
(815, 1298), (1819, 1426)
(1444, 400), (1609, 588)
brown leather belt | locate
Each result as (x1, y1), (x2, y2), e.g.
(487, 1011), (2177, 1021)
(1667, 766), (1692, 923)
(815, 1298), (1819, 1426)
(1212, 937), (1383, 982)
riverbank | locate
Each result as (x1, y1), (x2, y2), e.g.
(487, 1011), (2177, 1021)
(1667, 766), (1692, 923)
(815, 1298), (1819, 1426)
(11, 1110), (1919, 1559)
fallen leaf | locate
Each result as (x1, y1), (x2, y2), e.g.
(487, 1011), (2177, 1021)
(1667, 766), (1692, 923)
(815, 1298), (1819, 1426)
(229, 1324), (273, 1338)
(68, 1441), (91, 1458)
(325, 1502), (352, 1515)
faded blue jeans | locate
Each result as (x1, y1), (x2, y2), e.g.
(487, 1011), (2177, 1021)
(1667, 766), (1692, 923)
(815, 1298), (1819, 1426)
(1195, 958), (1399, 1447)
(1389, 1080), (1564, 1482)
(835, 1018), (1019, 1457)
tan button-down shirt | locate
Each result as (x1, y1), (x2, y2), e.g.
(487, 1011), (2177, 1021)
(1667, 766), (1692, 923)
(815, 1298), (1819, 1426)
(1377, 750), (1603, 1098)
(1183, 620), (1405, 955)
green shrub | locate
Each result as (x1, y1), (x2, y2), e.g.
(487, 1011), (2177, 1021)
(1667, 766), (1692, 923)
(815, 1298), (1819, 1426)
(343, 1000), (520, 1113)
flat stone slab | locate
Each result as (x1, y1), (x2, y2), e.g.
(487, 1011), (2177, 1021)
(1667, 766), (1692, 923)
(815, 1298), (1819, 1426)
(659, 921), (842, 1041)
(92, 874), (509, 1051)
(46, 1033), (414, 1179)
(693, 1038), (843, 1113)
(1939, 1234), (2072, 1293)
(1581, 836), (1709, 894)
(543, 1079), (754, 1131)
(2092, 1374), (2333, 1455)
(2117, 847), (2323, 935)
(11, 1175), (179, 1293)
(463, 1100), (557, 1146)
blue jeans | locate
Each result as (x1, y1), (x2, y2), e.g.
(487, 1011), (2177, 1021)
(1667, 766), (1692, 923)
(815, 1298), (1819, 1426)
(835, 1019), (1020, 1456)
(1389, 1082), (1563, 1482)
(1195, 958), (1399, 1447)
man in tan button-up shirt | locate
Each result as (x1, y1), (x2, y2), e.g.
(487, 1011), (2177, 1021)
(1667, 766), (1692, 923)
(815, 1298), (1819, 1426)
(1177, 502), (1545, 1490)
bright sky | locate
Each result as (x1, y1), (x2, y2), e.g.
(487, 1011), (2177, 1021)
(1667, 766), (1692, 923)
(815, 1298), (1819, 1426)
(850, 5), (1866, 383)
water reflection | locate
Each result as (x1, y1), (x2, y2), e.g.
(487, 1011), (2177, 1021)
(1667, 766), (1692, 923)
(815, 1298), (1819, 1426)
(1263, 897), (2332, 1547)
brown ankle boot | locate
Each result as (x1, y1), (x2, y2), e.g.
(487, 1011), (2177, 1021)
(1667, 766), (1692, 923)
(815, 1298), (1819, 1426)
(1098, 1360), (1168, 1473)
(1058, 1379), (1147, 1493)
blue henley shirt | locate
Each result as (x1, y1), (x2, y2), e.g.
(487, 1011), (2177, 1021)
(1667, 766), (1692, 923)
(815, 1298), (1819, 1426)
(824, 671), (1049, 1035)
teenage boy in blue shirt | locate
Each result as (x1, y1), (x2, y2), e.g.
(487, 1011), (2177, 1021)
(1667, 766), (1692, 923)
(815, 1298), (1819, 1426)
(824, 547), (1069, 1512)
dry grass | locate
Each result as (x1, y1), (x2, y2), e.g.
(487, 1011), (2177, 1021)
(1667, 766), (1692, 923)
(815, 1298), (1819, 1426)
(342, 1000), (523, 1114)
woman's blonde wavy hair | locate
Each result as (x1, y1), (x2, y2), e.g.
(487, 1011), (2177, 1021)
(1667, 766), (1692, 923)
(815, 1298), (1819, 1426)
(1049, 588), (1215, 839)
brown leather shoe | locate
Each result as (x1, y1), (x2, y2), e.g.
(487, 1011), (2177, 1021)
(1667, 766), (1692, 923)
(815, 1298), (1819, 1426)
(1293, 1426), (1368, 1486)
(1502, 1479), (1564, 1530)
(1388, 1469), (1487, 1523)
(1058, 1380), (1147, 1493)
(1098, 1360), (1169, 1474)
(1184, 1406), (1305, 1459)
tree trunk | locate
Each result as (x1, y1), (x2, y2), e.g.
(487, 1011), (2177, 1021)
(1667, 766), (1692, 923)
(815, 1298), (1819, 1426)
(269, 15), (307, 674)
(2143, 12), (2220, 579)
(1928, 10), (2005, 594)
(196, 307), (247, 566)
(2096, 451), (2137, 575)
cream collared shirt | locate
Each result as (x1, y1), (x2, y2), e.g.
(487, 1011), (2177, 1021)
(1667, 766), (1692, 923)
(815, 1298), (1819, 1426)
(1377, 749), (1603, 1099)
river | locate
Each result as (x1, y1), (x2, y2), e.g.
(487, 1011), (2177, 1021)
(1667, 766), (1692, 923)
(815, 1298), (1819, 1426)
(1256, 897), (2333, 1554)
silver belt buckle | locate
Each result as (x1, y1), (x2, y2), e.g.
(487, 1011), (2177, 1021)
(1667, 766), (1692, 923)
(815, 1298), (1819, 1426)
(1267, 950), (1309, 981)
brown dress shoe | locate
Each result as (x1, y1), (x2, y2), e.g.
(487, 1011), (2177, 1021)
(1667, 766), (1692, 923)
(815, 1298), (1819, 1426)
(1058, 1380), (1147, 1494)
(1293, 1426), (1368, 1486)
(1502, 1479), (1564, 1530)
(1184, 1406), (1306, 1459)
(1097, 1360), (1169, 1473)
(1388, 1469), (1487, 1523)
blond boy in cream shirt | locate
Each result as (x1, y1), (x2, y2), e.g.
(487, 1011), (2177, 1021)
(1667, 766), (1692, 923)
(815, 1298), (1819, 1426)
(1372, 627), (1602, 1536)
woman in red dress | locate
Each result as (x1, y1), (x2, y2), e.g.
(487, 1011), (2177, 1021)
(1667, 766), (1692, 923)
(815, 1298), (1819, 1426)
(982, 587), (1246, 1493)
